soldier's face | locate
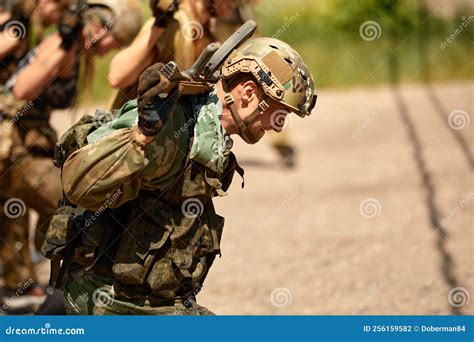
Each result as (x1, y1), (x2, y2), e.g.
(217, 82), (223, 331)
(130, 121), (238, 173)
(218, 78), (290, 144)
(232, 80), (288, 143)
(94, 34), (120, 56)
(245, 102), (289, 143)
(82, 20), (119, 56)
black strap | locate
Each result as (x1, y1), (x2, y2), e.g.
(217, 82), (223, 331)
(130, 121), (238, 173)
(50, 254), (73, 289)
(55, 256), (72, 289)
(49, 257), (61, 287)
(84, 214), (114, 272)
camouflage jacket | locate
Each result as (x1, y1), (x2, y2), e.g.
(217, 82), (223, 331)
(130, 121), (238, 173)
(59, 90), (242, 301)
(63, 88), (235, 211)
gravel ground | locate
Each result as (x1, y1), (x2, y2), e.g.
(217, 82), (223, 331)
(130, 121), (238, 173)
(32, 81), (473, 315)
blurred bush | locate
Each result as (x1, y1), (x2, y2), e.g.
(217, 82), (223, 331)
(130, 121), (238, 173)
(256, 0), (473, 87)
(88, 0), (473, 102)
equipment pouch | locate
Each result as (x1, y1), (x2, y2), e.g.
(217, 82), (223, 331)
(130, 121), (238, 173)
(41, 205), (77, 259)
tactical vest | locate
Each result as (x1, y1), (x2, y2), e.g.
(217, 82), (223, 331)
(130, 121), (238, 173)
(42, 106), (243, 302)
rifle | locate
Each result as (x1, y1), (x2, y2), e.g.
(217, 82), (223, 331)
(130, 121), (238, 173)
(150, 0), (179, 27)
(157, 19), (257, 97)
(58, 0), (87, 37)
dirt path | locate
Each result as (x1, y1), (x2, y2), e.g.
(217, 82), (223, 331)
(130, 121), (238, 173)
(45, 81), (472, 315)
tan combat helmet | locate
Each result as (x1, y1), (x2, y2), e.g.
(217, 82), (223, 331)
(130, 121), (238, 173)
(220, 37), (317, 142)
(86, 0), (142, 46)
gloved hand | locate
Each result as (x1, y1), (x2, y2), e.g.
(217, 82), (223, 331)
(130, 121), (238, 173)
(137, 62), (178, 136)
(150, 0), (178, 28)
(58, 9), (83, 51)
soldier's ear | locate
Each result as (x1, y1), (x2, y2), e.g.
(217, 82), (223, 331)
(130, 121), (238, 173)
(240, 80), (259, 104)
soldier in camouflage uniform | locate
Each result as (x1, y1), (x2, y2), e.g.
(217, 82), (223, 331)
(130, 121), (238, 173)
(107, 0), (236, 110)
(0, 0), (141, 308)
(51, 37), (316, 315)
(0, 0), (71, 308)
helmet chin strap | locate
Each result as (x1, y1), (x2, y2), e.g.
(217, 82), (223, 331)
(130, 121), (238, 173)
(221, 79), (269, 144)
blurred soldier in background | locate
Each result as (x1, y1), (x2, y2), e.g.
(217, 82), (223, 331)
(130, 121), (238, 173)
(0, 0), (141, 313)
(213, 0), (297, 168)
(0, 0), (67, 81)
(107, 0), (236, 110)
(0, 0), (71, 313)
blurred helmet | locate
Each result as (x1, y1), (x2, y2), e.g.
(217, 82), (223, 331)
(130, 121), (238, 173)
(86, 0), (142, 46)
(2, 0), (37, 17)
(221, 37), (316, 117)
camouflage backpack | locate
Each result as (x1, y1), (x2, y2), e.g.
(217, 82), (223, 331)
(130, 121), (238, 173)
(40, 109), (117, 287)
(41, 103), (243, 299)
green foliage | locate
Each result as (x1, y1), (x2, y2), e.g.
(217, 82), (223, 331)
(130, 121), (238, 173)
(86, 0), (473, 101)
(255, 0), (474, 88)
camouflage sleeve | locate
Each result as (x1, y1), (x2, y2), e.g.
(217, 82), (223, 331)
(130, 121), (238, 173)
(0, 87), (29, 117)
(61, 100), (191, 211)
